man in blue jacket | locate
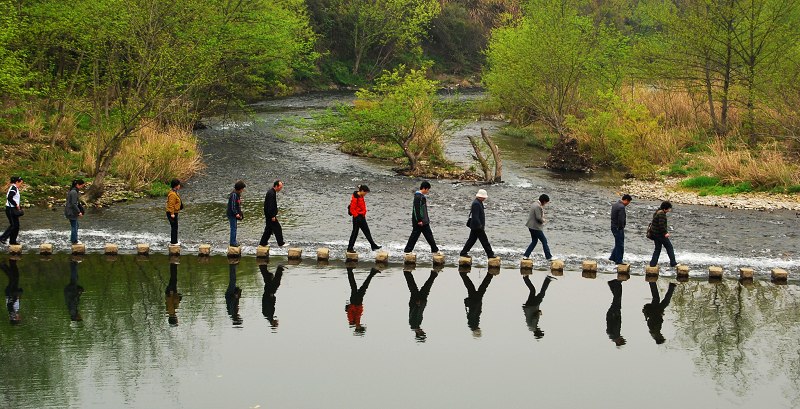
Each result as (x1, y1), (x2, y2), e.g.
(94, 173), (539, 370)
(459, 189), (495, 259)
(403, 181), (439, 254)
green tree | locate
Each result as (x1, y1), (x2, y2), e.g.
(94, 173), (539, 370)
(0, 0), (30, 100)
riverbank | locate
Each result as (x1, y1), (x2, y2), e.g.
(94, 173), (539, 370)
(622, 177), (800, 211)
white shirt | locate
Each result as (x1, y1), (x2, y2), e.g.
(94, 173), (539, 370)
(5, 185), (20, 208)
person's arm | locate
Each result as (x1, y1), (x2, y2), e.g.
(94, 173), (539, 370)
(413, 194), (423, 225)
(619, 206), (626, 229)
(535, 205), (544, 224)
(7, 187), (17, 208)
(265, 190), (278, 219)
(68, 190), (82, 215)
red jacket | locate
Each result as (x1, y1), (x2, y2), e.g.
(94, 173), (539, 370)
(349, 192), (367, 217)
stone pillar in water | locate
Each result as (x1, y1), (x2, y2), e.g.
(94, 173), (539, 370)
(257, 246), (270, 258)
(198, 244), (211, 256)
(39, 243), (53, 255)
(136, 243), (150, 255)
(105, 243), (119, 255)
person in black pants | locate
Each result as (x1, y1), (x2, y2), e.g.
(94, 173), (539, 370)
(225, 262), (243, 326)
(347, 185), (381, 252)
(165, 260), (181, 326)
(522, 275), (555, 338)
(1, 176), (24, 245)
(405, 269), (438, 341)
(260, 264), (284, 328)
(259, 180), (285, 247)
(460, 271), (494, 336)
(2, 258), (22, 324)
(642, 281), (677, 344)
(649, 201), (677, 267)
(460, 189), (495, 259)
(345, 267), (379, 334)
(606, 279), (625, 346)
(404, 181), (439, 254)
(64, 258), (85, 322)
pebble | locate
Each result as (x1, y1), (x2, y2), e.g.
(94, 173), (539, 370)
(622, 178), (800, 211)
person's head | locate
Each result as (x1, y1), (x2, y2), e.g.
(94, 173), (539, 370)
(621, 194), (632, 205)
(659, 201), (673, 212)
(273, 180), (283, 192)
(170, 179), (181, 189)
(539, 194), (550, 205)
(10, 176), (23, 187)
(234, 180), (246, 192)
(357, 184), (370, 196)
(476, 189), (488, 202)
(419, 180), (431, 194)
(71, 179), (86, 189)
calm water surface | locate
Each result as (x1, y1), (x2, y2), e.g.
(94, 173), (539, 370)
(1, 254), (798, 408)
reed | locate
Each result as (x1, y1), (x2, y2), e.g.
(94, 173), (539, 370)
(701, 140), (800, 189)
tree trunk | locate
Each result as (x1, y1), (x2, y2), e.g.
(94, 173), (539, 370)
(468, 136), (491, 181)
(480, 128), (502, 183)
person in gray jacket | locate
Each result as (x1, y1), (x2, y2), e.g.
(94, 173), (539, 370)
(64, 179), (86, 244)
(609, 194), (632, 264)
(523, 194), (551, 260)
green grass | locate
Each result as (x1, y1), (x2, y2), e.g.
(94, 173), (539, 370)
(661, 157), (703, 177)
(499, 125), (558, 149)
(147, 181), (171, 197)
(679, 176), (755, 196)
(679, 175), (720, 188)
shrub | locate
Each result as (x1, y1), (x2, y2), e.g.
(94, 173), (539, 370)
(701, 140), (800, 189)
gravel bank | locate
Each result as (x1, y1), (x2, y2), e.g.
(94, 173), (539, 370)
(622, 178), (800, 211)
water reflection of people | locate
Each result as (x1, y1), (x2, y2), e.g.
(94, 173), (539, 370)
(225, 262), (243, 326)
(345, 267), (379, 335)
(2, 259), (22, 324)
(404, 269), (438, 341)
(522, 275), (555, 339)
(165, 261), (181, 326)
(460, 271), (494, 336)
(642, 281), (677, 344)
(261, 264), (284, 328)
(64, 259), (84, 322)
(606, 279), (625, 346)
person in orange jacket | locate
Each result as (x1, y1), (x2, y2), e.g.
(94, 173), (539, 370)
(347, 184), (381, 253)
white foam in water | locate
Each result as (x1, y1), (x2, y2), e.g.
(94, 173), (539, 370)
(215, 121), (253, 130)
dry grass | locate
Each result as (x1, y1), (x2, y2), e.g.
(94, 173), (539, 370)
(701, 140), (800, 188)
(628, 84), (741, 133)
(83, 124), (204, 189)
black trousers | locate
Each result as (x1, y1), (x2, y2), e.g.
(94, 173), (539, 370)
(259, 219), (284, 246)
(404, 224), (438, 253)
(166, 212), (178, 244)
(348, 215), (378, 250)
(1, 207), (20, 244)
(460, 228), (494, 257)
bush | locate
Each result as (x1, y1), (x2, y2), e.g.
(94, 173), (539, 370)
(701, 140), (800, 189)
(500, 125), (558, 149)
(147, 181), (171, 197)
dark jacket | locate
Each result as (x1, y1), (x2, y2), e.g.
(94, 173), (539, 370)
(264, 188), (278, 219)
(467, 199), (485, 230)
(610, 201), (627, 229)
(411, 191), (430, 225)
(227, 191), (243, 219)
(651, 210), (668, 237)
(64, 187), (83, 220)
(349, 192), (367, 217)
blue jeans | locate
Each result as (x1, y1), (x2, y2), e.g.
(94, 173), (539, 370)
(610, 228), (624, 264)
(650, 235), (677, 267)
(69, 219), (79, 244)
(524, 229), (551, 259)
(228, 214), (238, 246)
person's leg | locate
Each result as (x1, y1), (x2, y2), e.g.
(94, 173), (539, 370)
(477, 230), (494, 258)
(272, 220), (285, 246)
(70, 219), (78, 243)
(347, 217), (359, 251)
(419, 271), (438, 297)
(618, 229), (625, 263)
(259, 221), (272, 246)
(648, 281), (660, 303)
(460, 230), (479, 256)
(524, 228), (539, 258)
(404, 225), (422, 253)
(535, 230), (552, 260)
(663, 237), (677, 266)
(420, 225), (439, 253)
(610, 228), (622, 263)
(168, 213), (179, 244)
(404, 270), (419, 297)
(9, 213), (19, 244)
(649, 237), (663, 267)
(359, 217), (379, 249)
(477, 273), (494, 295)
(0, 208), (11, 242)
(459, 271), (476, 294)
(661, 283), (677, 308)
(228, 215), (238, 246)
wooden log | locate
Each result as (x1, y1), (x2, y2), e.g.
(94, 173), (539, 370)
(287, 248), (302, 260)
(317, 248), (330, 261)
(105, 243), (119, 255)
(39, 243), (53, 255)
(256, 246), (270, 258)
(198, 244), (211, 256)
(136, 243), (150, 256)
(71, 243), (86, 255)
(481, 127), (502, 183)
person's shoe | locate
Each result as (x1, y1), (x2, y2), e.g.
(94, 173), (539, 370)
(670, 263), (678, 267)
(370, 267), (381, 274)
(371, 245), (382, 251)
(278, 242), (286, 247)
(346, 248), (355, 253)
(487, 254), (496, 259)
(431, 248), (439, 253)
(547, 275), (558, 280)
(230, 243), (240, 247)
(522, 256), (531, 260)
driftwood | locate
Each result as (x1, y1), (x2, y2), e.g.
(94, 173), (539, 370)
(469, 128), (503, 182)
(481, 127), (502, 183)
(468, 136), (491, 181)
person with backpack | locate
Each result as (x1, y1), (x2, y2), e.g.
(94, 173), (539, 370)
(649, 201), (677, 267)
(166, 179), (183, 245)
(227, 180), (246, 247)
(347, 184), (381, 253)
(64, 179), (86, 244)
(1, 176), (24, 245)
(403, 181), (439, 254)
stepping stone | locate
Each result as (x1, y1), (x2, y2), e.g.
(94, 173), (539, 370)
(257, 246), (270, 258)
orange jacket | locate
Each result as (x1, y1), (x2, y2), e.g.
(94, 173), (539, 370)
(349, 192), (367, 217)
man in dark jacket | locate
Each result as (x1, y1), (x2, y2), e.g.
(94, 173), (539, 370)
(403, 181), (439, 254)
(226, 181), (245, 247)
(261, 264), (284, 328)
(460, 271), (494, 336)
(405, 269), (438, 341)
(609, 194), (632, 264)
(459, 189), (495, 258)
(259, 180), (285, 247)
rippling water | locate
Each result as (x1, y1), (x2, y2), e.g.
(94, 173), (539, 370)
(0, 254), (798, 408)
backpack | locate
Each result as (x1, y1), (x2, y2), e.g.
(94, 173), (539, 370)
(646, 222), (654, 240)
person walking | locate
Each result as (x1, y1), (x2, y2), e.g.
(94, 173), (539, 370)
(165, 179), (183, 245)
(649, 201), (677, 267)
(523, 194), (552, 260)
(459, 189), (495, 259)
(403, 181), (439, 254)
(347, 184), (381, 253)
(1, 176), (24, 245)
(259, 180), (285, 247)
(64, 179), (86, 244)
(227, 181), (246, 247)
(609, 194), (632, 264)
(522, 275), (555, 339)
